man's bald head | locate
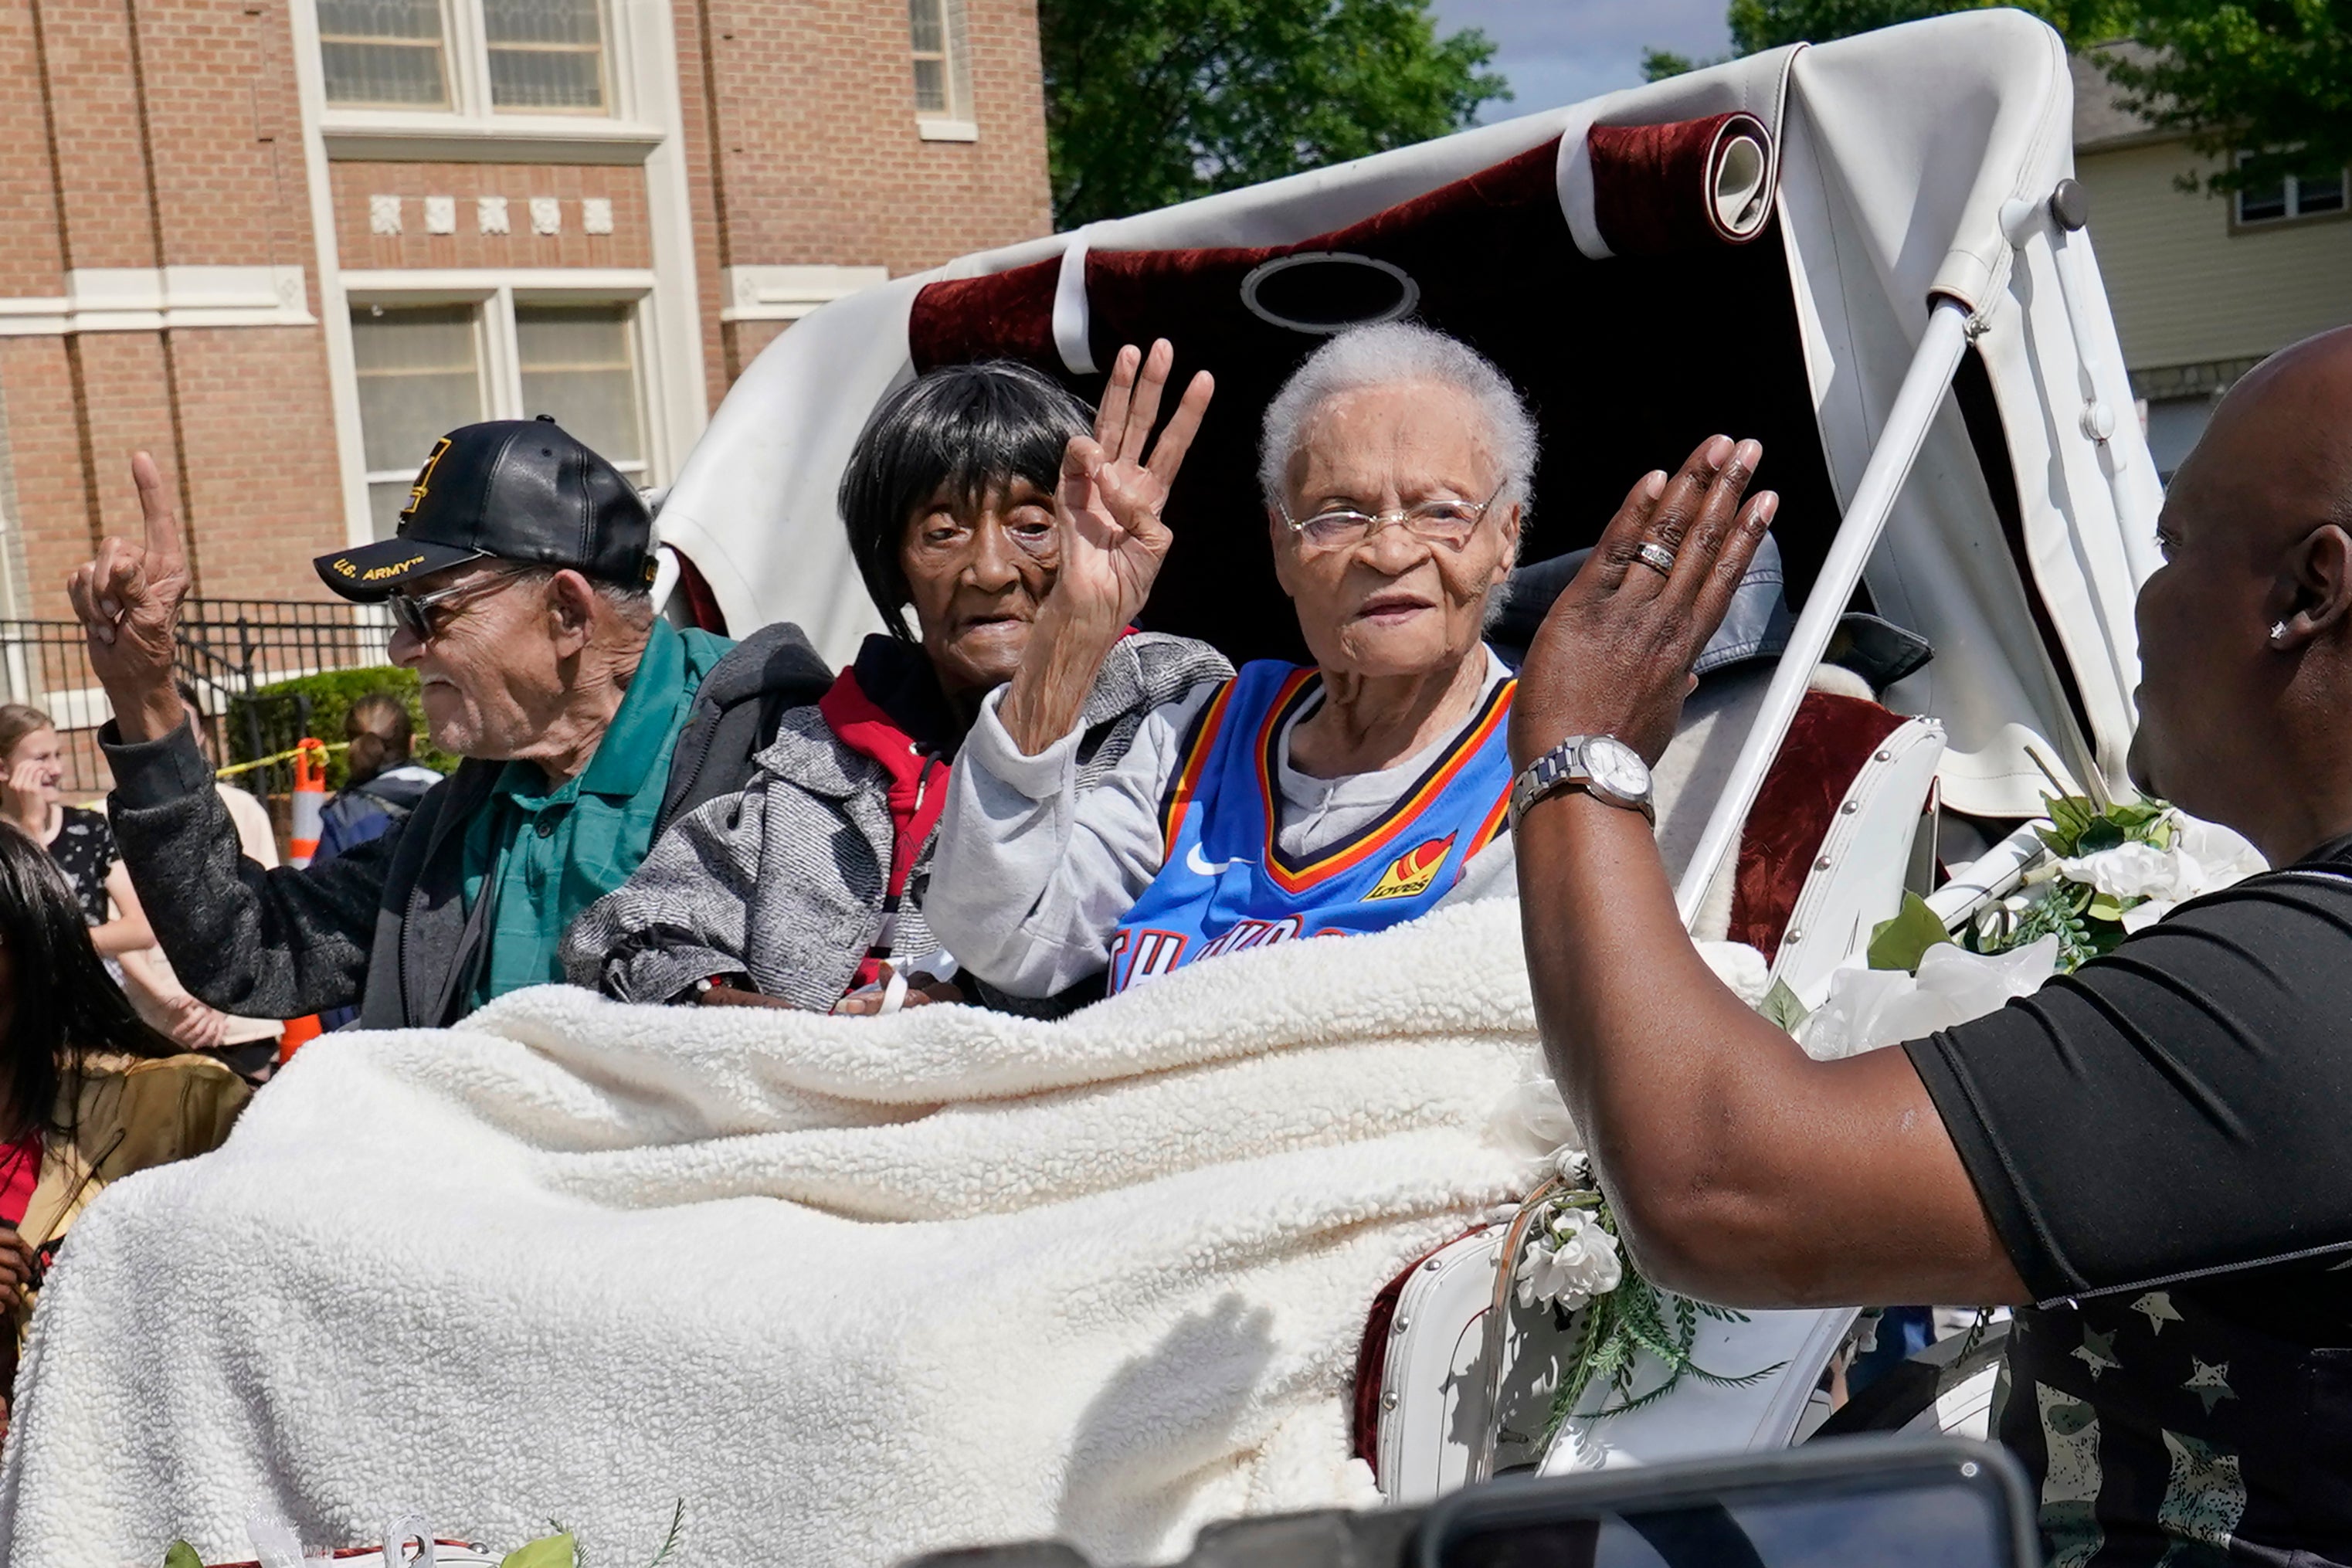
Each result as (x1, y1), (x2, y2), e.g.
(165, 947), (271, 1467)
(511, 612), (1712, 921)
(2130, 325), (2352, 862)
(2175, 325), (2352, 545)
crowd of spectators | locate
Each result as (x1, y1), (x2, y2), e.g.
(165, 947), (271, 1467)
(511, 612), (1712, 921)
(8, 317), (2352, 1563)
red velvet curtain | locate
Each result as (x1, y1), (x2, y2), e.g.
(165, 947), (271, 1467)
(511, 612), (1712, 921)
(911, 127), (1838, 664)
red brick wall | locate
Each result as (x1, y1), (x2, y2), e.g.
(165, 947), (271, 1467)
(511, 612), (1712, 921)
(331, 163), (655, 272)
(674, 0), (1055, 396)
(0, 0), (343, 615)
(0, 1), (69, 297)
(3, 0), (1054, 609)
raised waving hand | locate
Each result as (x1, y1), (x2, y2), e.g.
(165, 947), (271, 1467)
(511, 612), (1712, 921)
(999, 340), (1213, 753)
(65, 452), (195, 743)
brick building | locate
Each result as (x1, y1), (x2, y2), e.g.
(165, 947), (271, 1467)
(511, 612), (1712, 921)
(0, 0), (1054, 619)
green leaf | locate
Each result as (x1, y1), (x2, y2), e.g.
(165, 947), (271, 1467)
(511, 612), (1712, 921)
(2086, 897), (2128, 924)
(1756, 979), (1811, 1033)
(501, 1536), (577, 1568)
(165, 1543), (203, 1568)
(2075, 820), (2126, 854)
(1867, 892), (1953, 972)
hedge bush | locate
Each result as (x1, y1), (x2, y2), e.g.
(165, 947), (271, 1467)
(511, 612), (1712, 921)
(228, 666), (458, 792)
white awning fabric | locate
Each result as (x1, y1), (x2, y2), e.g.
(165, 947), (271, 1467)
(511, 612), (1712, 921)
(657, 9), (2159, 816)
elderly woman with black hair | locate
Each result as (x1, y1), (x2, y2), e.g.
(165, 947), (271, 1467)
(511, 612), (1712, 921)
(562, 351), (1229, 1010)
(925, 321), (1532, 999)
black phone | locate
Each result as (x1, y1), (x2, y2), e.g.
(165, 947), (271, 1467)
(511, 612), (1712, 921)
(1416, 1437), (2036, 1568)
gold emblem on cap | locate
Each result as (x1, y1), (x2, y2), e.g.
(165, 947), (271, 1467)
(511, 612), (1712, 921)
(401, 436), (453, 523)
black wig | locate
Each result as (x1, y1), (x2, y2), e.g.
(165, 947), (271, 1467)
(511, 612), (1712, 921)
(837, 360), (1090, 640)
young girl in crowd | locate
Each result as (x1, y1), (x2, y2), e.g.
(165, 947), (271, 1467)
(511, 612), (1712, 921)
(0, 701), (274, 1068)
(0, 826), (248, 1437)
(0, 704), (152, 959)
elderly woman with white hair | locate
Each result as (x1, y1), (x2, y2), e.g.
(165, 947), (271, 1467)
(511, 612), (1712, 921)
(925, 321), (1535, 999)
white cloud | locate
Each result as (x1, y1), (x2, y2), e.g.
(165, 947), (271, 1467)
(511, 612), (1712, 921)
(1431, 0), (1734, 120)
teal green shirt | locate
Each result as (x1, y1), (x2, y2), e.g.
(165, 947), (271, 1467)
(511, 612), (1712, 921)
(461, 619), (734, 1006)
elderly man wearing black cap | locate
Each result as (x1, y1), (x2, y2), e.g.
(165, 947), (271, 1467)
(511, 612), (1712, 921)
(68, 419), (830, 1029)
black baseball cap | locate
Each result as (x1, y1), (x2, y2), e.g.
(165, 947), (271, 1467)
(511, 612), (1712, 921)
(314, 416), (657, 602)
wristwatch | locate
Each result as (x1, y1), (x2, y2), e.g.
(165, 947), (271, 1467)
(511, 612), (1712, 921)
(1508, 734), (1655, 830)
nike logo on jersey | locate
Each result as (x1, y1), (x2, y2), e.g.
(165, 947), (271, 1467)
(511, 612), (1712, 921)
(1186, 843), (1250, 877)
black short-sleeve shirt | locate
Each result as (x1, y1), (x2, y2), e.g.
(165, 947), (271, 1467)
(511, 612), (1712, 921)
(1906, 833), (2352, 1566)
(46, 804), (117, 928)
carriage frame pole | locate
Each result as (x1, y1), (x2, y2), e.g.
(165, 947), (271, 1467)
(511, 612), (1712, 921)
(1672, 296), (1975, 927)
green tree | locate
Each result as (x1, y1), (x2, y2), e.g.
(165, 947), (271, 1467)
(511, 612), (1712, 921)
(2097, 2), (2352, 195)
(1040, 0), (1510, 229)
(1725, 0), (2132, 52)
(1644, 0), (2133, 76)
(1652, 0), (2347, 200)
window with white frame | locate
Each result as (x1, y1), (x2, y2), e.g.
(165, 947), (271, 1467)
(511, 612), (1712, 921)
(483, 0), (608, 112)
(515, 303), (645, 477)
(2235, 152), (2348, 225)
(908, 0), (972, 122)
(349, 295), (647, 540)
(351, 304), (486, 539)
(317, 0), (452, 106)
(318, 0), (610, 114)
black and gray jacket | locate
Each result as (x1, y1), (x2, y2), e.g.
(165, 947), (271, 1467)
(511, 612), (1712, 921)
(102, 622), (835, 1031)
(562, 631), (1233, 1011)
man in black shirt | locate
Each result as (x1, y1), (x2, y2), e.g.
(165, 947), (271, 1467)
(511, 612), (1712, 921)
(1508, 323), (2352, 1566)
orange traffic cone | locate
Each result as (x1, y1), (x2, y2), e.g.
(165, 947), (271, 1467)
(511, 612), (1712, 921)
(287, 738), (328, 867)
(280, 738), (331, 1061)
(279, 1011), (322, 1063)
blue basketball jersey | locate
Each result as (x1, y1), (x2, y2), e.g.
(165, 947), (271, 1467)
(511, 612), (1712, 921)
(1106, 659), (1516, 994)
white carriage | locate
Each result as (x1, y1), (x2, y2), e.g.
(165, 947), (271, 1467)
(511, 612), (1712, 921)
(649, 4), (2154, 1513)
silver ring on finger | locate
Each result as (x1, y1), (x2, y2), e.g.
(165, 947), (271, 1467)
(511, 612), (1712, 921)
(1634, 540), (1678, 576)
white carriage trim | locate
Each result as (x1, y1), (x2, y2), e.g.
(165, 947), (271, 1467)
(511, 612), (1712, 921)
(1675, 297), (1974, 925)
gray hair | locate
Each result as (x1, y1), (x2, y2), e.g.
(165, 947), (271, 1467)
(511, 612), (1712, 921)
(1257, 321), (1539, 519)
(507, 564), (656, 630)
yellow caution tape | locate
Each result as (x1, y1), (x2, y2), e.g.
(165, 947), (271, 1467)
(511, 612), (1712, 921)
(213, 738), (350, 780)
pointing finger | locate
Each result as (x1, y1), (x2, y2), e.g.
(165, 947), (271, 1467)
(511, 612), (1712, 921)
(130, 451), (186, 572)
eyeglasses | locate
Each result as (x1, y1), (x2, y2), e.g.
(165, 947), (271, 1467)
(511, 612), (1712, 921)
(1279, 483), (1508, 552)
(386, 564), (535, 643)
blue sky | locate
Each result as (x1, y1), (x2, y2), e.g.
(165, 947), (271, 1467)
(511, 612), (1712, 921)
(1427, 0), (1735, 120)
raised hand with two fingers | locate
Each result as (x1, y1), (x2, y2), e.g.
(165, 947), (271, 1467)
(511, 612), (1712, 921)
(999, 339), (1214, 753)
(64, 453), (196, 743)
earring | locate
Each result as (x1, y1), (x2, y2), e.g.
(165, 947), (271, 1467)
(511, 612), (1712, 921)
(2270, 620), (2290, 644)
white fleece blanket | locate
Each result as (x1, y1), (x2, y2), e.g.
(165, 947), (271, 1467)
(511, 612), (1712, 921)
(0, 901), (1556, 1568)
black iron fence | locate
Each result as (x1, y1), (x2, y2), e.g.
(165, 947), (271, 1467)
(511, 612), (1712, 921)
(0, 600), (393, 803)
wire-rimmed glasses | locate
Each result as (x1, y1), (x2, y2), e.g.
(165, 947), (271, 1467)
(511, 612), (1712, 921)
(1278, 482), (1508, 552)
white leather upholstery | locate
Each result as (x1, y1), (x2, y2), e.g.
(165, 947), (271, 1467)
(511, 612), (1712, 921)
(1770, 715), (1946, 1006)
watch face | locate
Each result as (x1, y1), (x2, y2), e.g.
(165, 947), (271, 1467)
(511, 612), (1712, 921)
(1582, 737), (1652, 800)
